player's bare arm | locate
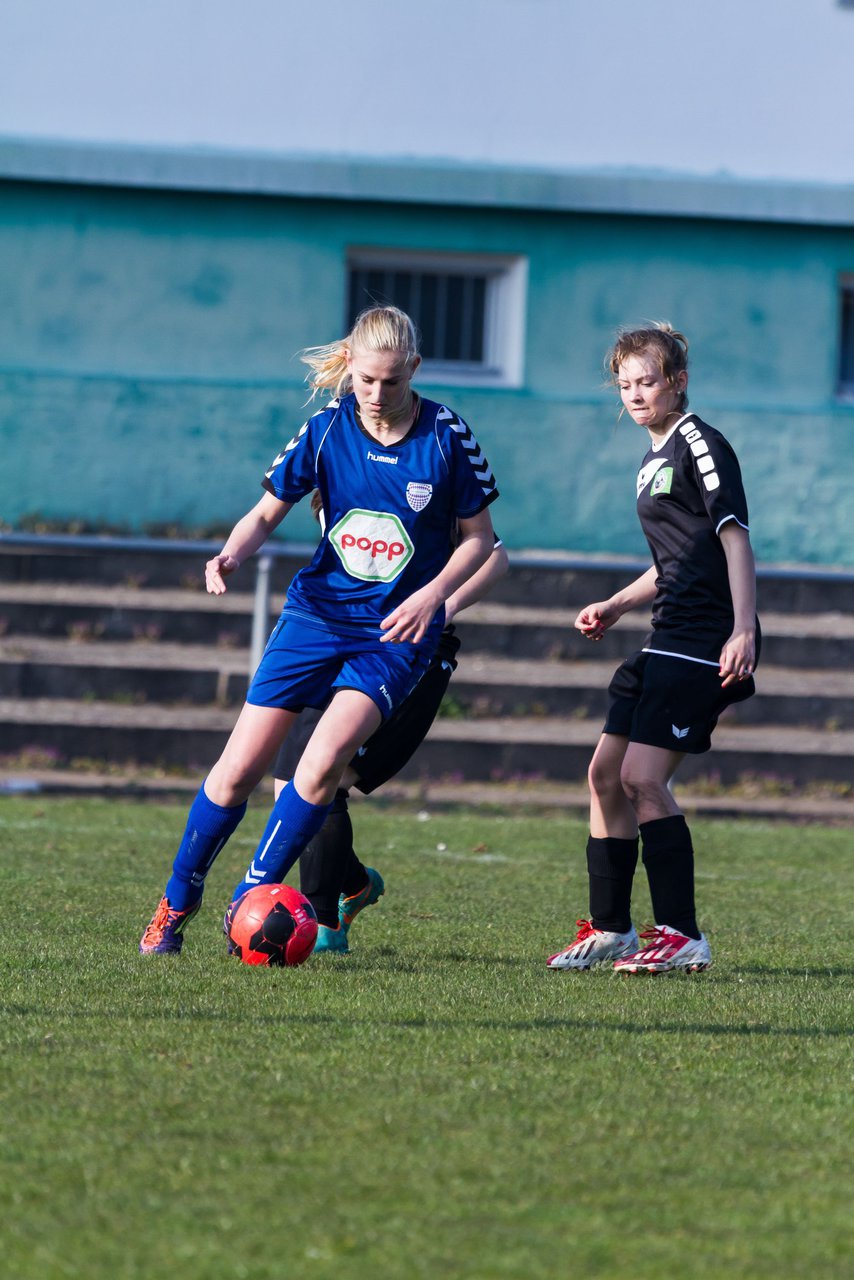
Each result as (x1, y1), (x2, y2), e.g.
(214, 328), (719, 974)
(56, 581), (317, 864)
(205, 493), (293, 595)
(575, 565), (659, 639)
(379, 508), (495, 644)
(444, 542), (509, 623)
(718, 521), (757, 686)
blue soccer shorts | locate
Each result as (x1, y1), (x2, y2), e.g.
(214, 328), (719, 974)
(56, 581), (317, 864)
(246, 612), (431, 721)
(271, 626), (460, 792)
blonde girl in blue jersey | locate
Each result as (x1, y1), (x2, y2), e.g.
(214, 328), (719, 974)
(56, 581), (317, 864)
(140, 306), (498, 954)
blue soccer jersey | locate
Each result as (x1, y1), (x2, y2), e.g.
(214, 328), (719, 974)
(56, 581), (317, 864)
(262, 393), (498, 647)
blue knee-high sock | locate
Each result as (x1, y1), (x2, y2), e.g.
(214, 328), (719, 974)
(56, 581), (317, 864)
(230, 780), (333, 906)
(164, 784), (247, 911)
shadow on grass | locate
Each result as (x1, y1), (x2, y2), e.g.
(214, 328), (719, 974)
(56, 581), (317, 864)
(733, 964), (854, 979)
(439, 952), (526, 967)
(2, 1002), (851, 1039)
(291, 947), (528, 969)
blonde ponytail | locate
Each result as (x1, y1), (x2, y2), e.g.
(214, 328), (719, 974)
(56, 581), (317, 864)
(301, 305), (420, 401)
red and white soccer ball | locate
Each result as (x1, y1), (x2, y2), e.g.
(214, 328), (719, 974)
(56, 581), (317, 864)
(227, 884), (318, 967)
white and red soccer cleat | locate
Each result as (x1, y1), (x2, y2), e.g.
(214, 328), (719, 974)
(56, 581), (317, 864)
(547, 919), (640, 970)
(613, 924), (712, 974)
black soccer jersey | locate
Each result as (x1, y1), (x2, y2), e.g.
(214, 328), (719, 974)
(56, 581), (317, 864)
(635, 413), (750, 662)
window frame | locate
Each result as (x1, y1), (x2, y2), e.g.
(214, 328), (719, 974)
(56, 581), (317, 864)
(346, 247), (528, 388)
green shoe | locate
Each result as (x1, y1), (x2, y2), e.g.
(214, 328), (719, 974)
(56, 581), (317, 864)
(314, 923), (349, 954)
(339, 867), (385, 935)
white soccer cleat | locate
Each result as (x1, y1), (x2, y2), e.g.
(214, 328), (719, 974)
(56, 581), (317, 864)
(613, 924), (712, 974)
(547, 919), (640, 970)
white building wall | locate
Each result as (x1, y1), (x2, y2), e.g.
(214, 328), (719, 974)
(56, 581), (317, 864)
(2, 0), (854, 186)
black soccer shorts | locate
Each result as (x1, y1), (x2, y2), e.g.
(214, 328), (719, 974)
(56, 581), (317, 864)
(602, 649), (755, 754)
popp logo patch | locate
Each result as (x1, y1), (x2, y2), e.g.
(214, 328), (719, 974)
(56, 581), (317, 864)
(329, 509), (414, 582)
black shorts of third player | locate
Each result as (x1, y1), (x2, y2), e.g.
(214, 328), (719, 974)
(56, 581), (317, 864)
(272, 626), (461, 793)
(603, 650), (756, 754)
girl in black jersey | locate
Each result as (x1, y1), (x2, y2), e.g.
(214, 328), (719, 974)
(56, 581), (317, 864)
(548, 324), (758, 974)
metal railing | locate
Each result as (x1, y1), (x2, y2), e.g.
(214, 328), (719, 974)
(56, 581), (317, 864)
(0, 530), (317, 682)
(3, 529), (854, 684)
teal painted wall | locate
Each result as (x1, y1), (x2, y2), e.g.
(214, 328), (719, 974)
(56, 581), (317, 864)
(2, 179), (853, 564)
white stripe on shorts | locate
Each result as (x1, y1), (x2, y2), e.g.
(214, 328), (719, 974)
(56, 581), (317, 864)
(642, 647), (720, 669)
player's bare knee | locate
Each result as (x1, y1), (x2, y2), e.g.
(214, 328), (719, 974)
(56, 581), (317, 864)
(205, 767), (257, 807)
(619, 766), (667, 814)
(294, 748), (348, 801)
(588, 755), (621, 803)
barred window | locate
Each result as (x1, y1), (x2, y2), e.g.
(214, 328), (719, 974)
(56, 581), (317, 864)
(346, 249), (527, 387)
(838, 279), (854, 397)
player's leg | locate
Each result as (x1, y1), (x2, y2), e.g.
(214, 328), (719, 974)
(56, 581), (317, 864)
(614, 741), (710, 973)
(140, 703), (296, 954)
(281, 764), (385, 954)
(295, 787), (352, 928)
(613, 654), (721, 973)
(267, 707), (348, 934)
(297, 781), (384, 956)
(549, 648), (676, 973)
(333, 650), (454, 939)
(547, 732), (639, 970)
(587, 731), (641, 929)
(588, 730), (636, 836)
(297, 642), (436, 950)
(229, 689), (382, 907)
(548, 653), (647, 971)
(270, 709), (360, 940)
(271, 706), (324, 801)
(299, 789), (359, 952)
(297, 696), (389, 949)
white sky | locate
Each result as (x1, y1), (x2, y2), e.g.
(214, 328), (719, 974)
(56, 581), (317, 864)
(2, 0), (854, 185)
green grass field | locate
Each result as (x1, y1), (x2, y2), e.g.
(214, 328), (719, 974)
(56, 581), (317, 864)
(1, 795), (851, 1280)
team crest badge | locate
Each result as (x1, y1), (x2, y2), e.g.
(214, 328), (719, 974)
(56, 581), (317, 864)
(406, 482), (433, 512)
(651, 467), (674, 496)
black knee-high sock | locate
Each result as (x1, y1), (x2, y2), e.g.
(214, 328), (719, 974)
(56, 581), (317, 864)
(298, 790), (354, 929)
(340, 847), (369, 900)
(640, 815), (700, 939)
(587, 835), (639, 934)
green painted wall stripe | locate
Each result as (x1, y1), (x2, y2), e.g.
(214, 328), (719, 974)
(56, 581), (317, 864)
(2, 177), (853, 566)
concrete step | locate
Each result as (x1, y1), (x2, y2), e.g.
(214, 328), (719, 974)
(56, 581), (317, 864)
(0, 581), (258, 646)
(2, 581), (854, 669)
(411, 716), (854, 788)
(4, 541), (854, 614)
(454, 653), (854, 729)
(3, 696), (853, 788)
(451, 602), (854, 668)
(0, 540), (310, 594)
(4, 635), (854, 730)
(2, 765), (852, 825)
(0, 634), (252, 705)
